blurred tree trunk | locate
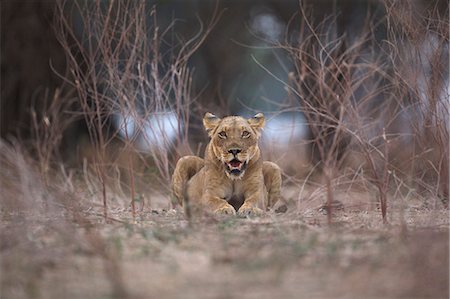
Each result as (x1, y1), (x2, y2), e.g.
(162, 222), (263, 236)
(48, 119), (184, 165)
(1, 0), (65, 139)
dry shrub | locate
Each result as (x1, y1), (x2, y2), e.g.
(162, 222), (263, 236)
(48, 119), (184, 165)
(54, 0), (221, 218)
(384, 0), (449, 204)
(28, 88), (78, 181)
(276, 1), (448, 222)
(280, 6), (391, 223)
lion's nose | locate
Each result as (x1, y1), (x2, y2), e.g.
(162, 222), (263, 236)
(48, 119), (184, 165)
(228, 149), (241, 156)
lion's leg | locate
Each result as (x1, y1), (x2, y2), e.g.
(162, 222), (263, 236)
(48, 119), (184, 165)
(262, 161), (282, 209)
(172, 156), (204, 206)
(203, 193), (237, 215)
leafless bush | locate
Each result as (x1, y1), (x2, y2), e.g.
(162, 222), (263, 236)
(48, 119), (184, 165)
(28, 88), (78, 182)
(384, 0), (449, 205)
(280, 8), (386, 223)
(54, 0), (220, 218)
(277, 1), (448, 223)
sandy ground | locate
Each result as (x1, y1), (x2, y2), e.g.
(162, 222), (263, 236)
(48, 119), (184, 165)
(2, 192), (448, 299)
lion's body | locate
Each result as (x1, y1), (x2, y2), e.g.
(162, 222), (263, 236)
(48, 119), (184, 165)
(172, 113), (282, 216)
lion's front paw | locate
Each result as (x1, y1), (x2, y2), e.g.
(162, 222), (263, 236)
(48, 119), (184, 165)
(238, 205), (263, 217)
(214, 204), (237, 216)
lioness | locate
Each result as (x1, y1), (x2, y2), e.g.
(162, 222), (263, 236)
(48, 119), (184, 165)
(172, 112), (282, 216)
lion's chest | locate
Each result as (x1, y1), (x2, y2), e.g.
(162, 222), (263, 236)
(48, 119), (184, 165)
(221, 179), (243, 199)
(223, 180), (245, 210)
(225, 180), (244, 198)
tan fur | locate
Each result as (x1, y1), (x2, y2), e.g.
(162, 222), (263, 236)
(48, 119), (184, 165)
(172, 113), (282, 216)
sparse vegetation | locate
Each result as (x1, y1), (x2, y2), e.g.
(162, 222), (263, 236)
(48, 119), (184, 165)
(0, 1), (448, 298)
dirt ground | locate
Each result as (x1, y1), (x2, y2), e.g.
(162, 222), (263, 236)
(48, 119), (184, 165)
(1, 187), (448, 299)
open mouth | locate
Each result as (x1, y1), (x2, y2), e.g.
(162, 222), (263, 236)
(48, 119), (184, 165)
(225, 159), (247, 175)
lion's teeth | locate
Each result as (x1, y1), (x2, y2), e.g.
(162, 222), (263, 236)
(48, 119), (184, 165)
(228, 163), (242, 170)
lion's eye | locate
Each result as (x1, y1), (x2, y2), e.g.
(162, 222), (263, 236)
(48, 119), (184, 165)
(242, 131), (251, 138)
(218, 131), (227, 139)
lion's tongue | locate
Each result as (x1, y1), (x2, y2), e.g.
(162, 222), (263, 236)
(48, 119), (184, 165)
(229, 160), (241, 168)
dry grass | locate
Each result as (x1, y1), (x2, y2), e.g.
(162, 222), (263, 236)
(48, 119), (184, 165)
(1, 139), (447, 298)
(1, 172), (448, 298)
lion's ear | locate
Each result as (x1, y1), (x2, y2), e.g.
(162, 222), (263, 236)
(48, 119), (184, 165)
(248, 113), (265, 136)
(203, 112), (221, 136)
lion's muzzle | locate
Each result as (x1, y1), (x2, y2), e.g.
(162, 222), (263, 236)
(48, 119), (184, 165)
(225, 159), (247, 176)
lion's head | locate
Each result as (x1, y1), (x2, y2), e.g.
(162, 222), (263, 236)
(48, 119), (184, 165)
(203, 112), (265, 179)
